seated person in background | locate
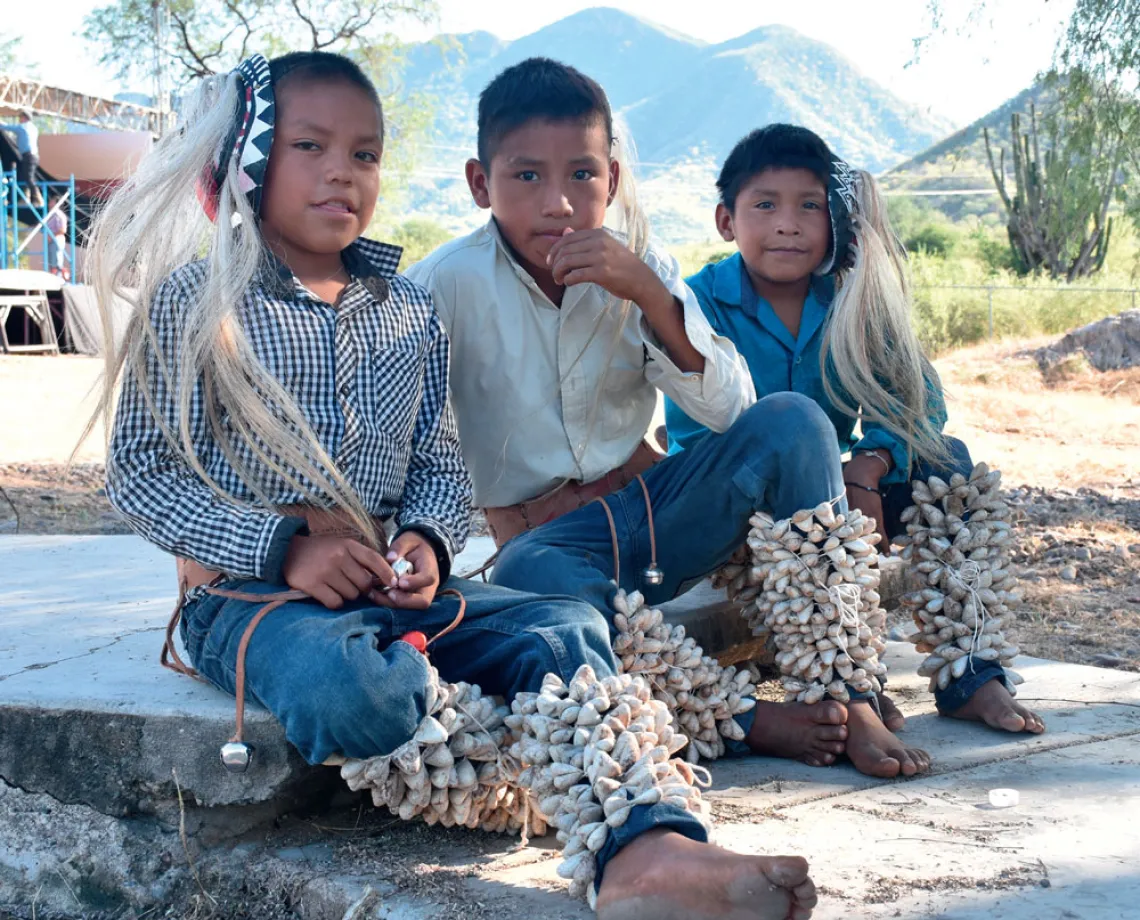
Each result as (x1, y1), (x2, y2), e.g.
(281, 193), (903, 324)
(665, 124), (1045, 752)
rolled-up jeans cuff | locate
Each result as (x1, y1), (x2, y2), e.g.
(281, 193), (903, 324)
(934, 657), (1010, 713)
(723, 709), (755, 757)
(594, 802), (709, 892)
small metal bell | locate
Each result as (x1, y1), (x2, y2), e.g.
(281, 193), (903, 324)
(220, 741), (254, 773)
(641, 564), (665, 586)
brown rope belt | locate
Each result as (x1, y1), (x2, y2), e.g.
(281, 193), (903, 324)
(164, 579), (467, 773)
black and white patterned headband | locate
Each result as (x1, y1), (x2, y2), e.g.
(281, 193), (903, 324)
(198, 54), (276, 221)
(814, 157), (859, 276)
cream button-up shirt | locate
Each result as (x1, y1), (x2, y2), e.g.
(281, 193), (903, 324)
(406, 220), (756, 508)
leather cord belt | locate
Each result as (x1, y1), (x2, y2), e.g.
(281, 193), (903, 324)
(482, 441), (661, 548)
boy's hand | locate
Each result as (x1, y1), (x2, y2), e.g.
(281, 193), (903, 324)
(283, 534), (396, 610)
(369, 530), (440, 610)
(844, 452), (889, 545)
(547, 228), (664, 304)
(548, 228), (706, 374)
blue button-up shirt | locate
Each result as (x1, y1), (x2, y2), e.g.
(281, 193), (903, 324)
(664, 252), (946, 485)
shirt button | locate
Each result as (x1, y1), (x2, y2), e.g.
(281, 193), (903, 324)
(339, 382), (351, 397)
(795, 357), (803, 365)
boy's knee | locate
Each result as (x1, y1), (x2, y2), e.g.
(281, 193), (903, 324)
(735, 392), (835, 448)
(280, 635), (430, 762)
(521, 600), (618, 686)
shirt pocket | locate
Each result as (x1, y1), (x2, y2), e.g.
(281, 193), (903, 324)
(598, 364), (649, 441)
(367, 344), (427, 445)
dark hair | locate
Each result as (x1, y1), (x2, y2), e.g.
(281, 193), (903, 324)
(717, 124), (834, 211)
(477, 57), (612, 165)
(269, 51), (384, 143)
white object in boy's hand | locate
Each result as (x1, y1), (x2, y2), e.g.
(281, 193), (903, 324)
(378, 555), (414, 592)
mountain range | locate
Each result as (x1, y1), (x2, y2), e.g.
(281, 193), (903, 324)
(393, 7), (1008, 242)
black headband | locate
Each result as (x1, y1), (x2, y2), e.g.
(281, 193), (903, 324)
(197, 54), (276, 221)
(815, 157), (859, 276)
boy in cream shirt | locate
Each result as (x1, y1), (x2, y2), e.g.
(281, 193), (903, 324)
(408, 58), (866, 774)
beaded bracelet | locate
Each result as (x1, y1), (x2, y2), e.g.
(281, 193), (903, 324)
(844, 480), (882, 496)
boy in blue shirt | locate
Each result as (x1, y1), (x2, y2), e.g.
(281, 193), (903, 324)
(667, 124), (1044, 747)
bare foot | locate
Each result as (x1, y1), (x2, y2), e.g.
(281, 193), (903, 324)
(877, 692), (905, 732)
(941, 678), (1046, 734)
(597, 829), (817, 920)
(747, 700), (848, 767)
(845, 699), (931, 778)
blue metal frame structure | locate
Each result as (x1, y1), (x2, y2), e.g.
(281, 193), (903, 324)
(0, 169), (77, 280)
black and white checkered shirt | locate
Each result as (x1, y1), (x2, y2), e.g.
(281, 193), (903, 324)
(107, 238), (472, 583)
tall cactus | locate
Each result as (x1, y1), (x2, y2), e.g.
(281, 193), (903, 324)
(984, 102), (1118, 281)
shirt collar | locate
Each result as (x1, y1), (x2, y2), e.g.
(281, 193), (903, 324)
(711, 252), (746, 306)
(258, 237), (404, 302)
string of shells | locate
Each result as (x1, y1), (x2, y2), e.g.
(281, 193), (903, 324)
(711, 544), (758, 606)
(743, 501), (888, 704)
(611, 588), (757, 762)
(895, 463), (1025, 693)
(507, 664), (708, 908)
(339, 663), (544, 835)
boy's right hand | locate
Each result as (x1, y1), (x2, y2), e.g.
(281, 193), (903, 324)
(282, 534), (397, 609)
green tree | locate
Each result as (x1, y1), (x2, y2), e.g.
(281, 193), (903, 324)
(921, 0), (1140, 235)
(984, 93), (1126, 279)
(383, 218), (452, 268)
(82, 0), (440, 219)
(83, 0), (438, 85)
(0, 36), (30, 74)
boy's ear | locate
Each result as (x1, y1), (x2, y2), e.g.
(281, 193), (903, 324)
(466, 158), (492, 210)
(715, 203), (735, 242)
(606, 158), (620, 207)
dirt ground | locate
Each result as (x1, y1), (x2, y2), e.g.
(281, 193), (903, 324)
(1, 340), (1138, 673)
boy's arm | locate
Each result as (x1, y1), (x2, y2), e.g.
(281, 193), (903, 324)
(107, 273), (307, 581)
(393, 311), (472, 583)
(638, 247), (755, 433)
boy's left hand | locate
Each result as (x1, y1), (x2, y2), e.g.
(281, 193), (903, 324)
(548, 228), (663, 304)
(369, 530), (440, 610)
(844, 452), (888, 545)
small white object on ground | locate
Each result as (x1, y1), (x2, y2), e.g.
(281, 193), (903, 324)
(988, 788), (1020, 808)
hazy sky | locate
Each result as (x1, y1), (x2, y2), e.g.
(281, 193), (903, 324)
(6, 0), (1073, 126)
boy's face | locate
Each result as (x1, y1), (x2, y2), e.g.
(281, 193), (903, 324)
(260, 79), (382, 268)
(716, 167), (830, 286)
(465, 117), (618, 277)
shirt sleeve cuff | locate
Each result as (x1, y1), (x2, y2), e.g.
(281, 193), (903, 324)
(852, 432), (911, 486)
(396, 521), (455, 584)
(261, 515), (309, 585)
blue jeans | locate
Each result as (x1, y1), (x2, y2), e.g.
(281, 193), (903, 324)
(880, 437), (1012, 711)
(181, 575), (705, 876)
(493, 393), (849, 743)
(494, 393), (847, 612)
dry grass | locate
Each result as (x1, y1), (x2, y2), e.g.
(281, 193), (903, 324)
(916, 338), (1140, 672)
(937, 337), (1140, 490)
